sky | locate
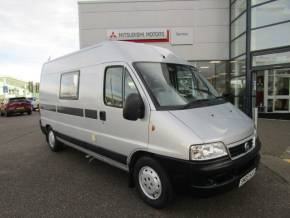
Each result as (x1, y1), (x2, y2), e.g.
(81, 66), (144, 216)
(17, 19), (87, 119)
(0, 0), (80, 82)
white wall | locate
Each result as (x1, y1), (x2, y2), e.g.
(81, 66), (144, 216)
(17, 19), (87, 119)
(78, 0), (229, 60)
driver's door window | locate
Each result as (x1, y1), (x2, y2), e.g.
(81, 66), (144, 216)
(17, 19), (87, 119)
(104, 66), (138, 108)
(124, 69), (138, 100)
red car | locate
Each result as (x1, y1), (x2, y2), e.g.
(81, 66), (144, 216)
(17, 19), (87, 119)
(0, 97), (32, 117)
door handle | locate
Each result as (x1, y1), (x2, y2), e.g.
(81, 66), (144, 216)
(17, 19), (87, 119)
(100, 111), (106, 121)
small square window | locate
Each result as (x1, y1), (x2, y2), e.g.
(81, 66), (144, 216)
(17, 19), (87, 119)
(60, 71), (80, 99)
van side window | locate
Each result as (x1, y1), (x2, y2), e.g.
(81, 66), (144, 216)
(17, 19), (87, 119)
(104, 67), (123, 107)
(60, 71), (80, 99)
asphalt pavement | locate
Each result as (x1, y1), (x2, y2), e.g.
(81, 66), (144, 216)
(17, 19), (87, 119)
(0, 113), (289, 217)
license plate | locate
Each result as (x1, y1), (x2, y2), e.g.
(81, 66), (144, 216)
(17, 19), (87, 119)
(239, 168), (256, 187)
(16, 107), (24, 110)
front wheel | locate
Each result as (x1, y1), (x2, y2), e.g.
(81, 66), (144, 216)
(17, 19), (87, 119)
(133, 156), (173, 209)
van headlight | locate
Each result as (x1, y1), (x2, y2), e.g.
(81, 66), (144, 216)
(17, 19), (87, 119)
(190, 142), (228, 161)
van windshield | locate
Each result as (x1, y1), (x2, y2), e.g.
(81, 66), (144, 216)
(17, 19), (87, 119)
(134, 62), (222, 109)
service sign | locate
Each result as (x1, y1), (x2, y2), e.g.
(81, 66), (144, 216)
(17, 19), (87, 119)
(107, 28), (170, 43)
(171, 28), (194, 45)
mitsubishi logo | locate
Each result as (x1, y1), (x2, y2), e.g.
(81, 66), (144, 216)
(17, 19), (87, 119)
(110, 32), (117, 40)
(244, 142), (250, 152)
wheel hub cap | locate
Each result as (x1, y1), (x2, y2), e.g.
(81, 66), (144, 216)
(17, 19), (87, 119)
(138, 166), (162, 200)
(48, 131), (55, 148)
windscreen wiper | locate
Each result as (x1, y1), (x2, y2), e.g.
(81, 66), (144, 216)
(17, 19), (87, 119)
(184, 99), (210, 108)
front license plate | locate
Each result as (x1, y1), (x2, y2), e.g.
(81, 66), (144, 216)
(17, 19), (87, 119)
(16, 107), (24, 110)
(239, 168), (256, 187)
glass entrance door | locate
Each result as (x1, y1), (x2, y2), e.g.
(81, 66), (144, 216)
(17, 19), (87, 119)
(270, 69), (290, 112)
(255, 68), (290, 113)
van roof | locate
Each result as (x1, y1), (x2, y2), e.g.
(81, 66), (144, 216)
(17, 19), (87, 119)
(42, 41), (188, 74)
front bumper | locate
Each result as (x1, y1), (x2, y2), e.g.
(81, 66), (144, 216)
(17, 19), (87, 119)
(154, 138), (261, 192)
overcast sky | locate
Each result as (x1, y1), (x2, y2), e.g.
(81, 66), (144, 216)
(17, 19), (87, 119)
(0, 0), (79, 82)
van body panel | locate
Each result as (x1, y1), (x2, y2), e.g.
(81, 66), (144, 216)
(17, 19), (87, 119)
(148, 111), (203, 160)
(169, 102), (254, 146)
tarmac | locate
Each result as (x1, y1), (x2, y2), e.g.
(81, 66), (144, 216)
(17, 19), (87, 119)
(258, 118), (290, 183)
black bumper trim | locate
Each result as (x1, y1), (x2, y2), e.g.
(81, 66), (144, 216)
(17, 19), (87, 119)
(153, 138), (261, 191)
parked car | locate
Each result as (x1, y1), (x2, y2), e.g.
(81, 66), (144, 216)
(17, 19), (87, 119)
(0, 97), (32, 117)
(27, 97), (39, 111)
(39, 41), (261, 208)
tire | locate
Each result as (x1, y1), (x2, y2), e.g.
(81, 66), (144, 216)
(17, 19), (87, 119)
(133, 156), (173, 209)
(4, 110), (9, 117)
(46, 127), (63, 152)
(27, 110), (32, 115)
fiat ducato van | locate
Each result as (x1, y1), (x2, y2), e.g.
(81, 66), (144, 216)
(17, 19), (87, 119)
(39, 41), (261, 208)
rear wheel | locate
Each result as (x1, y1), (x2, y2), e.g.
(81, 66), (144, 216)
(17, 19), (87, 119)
(133, 156), (173, 209)
(27, 110), (32, 115)
(46, 128), (63, 152)
(4, 110), (9, 117)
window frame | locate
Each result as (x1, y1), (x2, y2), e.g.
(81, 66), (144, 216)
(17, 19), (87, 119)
(103, 65), (139, 108)
(231, 0), (247, 22)
(59, 71), (80, 100)
(123, 68), (139, 103)
(133, 61), (225, 111)
(251, 21), (290, 51)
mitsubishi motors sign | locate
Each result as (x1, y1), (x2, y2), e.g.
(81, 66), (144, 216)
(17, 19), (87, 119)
(107, 28), (170, 43)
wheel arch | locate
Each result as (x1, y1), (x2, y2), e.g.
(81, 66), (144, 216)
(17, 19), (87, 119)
(128, 150), (159, 187)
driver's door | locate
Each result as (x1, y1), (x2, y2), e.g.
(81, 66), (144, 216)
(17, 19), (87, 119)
(98, 63), (150, 163)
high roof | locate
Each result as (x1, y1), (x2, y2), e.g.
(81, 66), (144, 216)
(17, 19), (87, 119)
(43, 41), (188, 73)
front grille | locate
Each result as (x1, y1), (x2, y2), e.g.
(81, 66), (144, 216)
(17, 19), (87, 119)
(229, 139), (253, 158)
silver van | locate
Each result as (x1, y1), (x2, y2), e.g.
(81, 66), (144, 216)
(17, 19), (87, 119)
(39, 41), (261, 208)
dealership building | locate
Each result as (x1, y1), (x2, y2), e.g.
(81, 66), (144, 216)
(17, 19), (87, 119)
(78, 0), (290, 119)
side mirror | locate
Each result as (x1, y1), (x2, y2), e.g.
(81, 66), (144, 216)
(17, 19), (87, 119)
(123, 93), (145, 121)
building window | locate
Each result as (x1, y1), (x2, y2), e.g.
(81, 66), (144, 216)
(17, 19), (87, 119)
(190, 61), (229, 95)
(231, 76), (246, 96)
(60, 71), (80, 99)
(251, 22), (290, 51)
(253, 50), (290, 67)
(251, 0), (270, 6)
(254, 69), (290, 113)
(252, 0), (290, 28)
(231, 55), (246, 77)
(233, 96), (246, 110)
(230, 76), (246, 111)
(231, 12), (246, 39)
(231, 0), (247, 21)
(231, 34), (246, 58)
